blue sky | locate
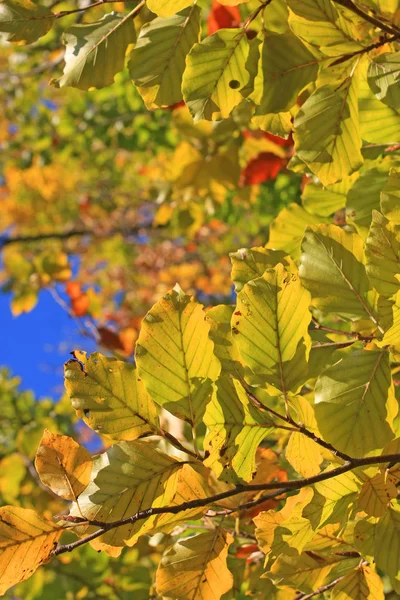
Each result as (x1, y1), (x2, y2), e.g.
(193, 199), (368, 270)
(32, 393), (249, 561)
(0, 288), (96, 399)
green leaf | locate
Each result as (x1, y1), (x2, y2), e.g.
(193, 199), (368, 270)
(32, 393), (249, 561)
(0, 0), (53, 44)
(229, 246), (296, 292)
(233, 263), (311, 389)
(206, 305), (244, 378)
(381, 169), (400, 223)
(64, 351), (159, 441)
(375, 502), (400, 579)
(250, 31), (318, 114)
(267, 203), (323, 261)
(346, 166), (392, 231)
(251, 110), (292, 137)
(53, 11), (136, 90)
(359, 58), (400, 144)
(365, 210), (400, 297)
(287, 0), (365, 56)
(146, 0), (193, 18)
(68, 440), (184, 547)
(294, 77), (363, 185)
(315, 349), (395, 457)
(377, 291), (400, 351)
(155, 530), (234, 600)
(299, 224), (378, 320)
(128, 6), (201, 109)
(203, 375), (275, 483)
(182, 28), (249, 121)
(135, 285), (220, 425)
(368, 52), (400, 110)
(304, 470), (360, 528)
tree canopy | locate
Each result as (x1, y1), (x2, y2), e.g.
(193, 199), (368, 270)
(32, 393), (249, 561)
(1, 0), (400, 598)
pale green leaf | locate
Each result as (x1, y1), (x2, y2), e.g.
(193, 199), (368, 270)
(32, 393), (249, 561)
(250, 31), (318, 114)
(299, 224), (378, 320)
(251, 110), (292, 137)
(267, 203), (323, 260)
(64, 351), (159, 441)
(377, 291), (400, 350)
(287, 0), (365, 56)
(68, 440), (184, 547)
(0, 0), (53, 44)
(346, 166), (392, 231)
(315, 349), (395, 457)
(229, 246), (296, 292)
(233, 263), (311, 388)
(302, 174), (356, 217)
(205, 305), (244, 378)
(53, 11), (136, 90)
(146, 0), (192, 17)
(135, 285), (220, 425)
(294, 77), (363, 185)
(203, 375), (274, 483)
(368, 51), (400, 110)
(182, 28), (249, 121)
(304, 470), (360, 529)
(128, 6), (201, 108)
(365, 210), (400, 297)
(155, 530), (234, 600)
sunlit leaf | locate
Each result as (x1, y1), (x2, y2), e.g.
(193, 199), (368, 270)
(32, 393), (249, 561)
(358, 471), (397, 518)
(0, 0), (53, 44)
(365, 210), (400, 298)
(332, 564), (384, 600)
(286, 396), (323, 477)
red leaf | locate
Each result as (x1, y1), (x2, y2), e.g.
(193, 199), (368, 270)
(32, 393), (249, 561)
(65, 281), (82, 300)
(241, 152), (285, 186)
(207, 0), (241, 35)
(235, 544), (259, 559)
(71, 294), (89, 317)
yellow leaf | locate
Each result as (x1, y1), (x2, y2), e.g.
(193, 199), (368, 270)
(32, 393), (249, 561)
(156, 529), (234, 600)
(332, 565), (384, 600)
(35, 429), (92, 501)
(286, 396), (323, 477)
(0, 506), (62, 595)
(358, 471), (397, 518)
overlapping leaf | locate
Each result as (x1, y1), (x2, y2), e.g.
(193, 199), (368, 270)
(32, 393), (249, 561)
(229, 246), (296, 292)
(182, 28), (249, 121)
(146, 0), (193, 18)
(315, 349), (395, 457)
(368, 52), (400, 110)
(294, 77), (363, 185)
(381, 169), (400, 223)
(128, 6), (201, 109)
(136, 285), (220, 425)
(375, 502), (400, 579)
(35, 429), (92, 501)
(365, 211), (400, 298)
(64, 351), (159, 441)
(286, 396), (323, 477)
(53, 11), (136, 90)
(332, 565), (384, 600)
(233, 263), (311, 389)
(203, 375), (275, 483)
(358, 471), (397, 518)
(299, 224), (378, 320)
(155, 529), (234, 600)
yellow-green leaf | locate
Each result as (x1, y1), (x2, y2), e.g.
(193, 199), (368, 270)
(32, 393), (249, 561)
(203, 375), (274, 483)
(358, 471), (397, 518)
(294, 77), (363, 185)
(182, 28), (249, 121)
(136, 285), (220, 425)
(128, 6), (201, 108)
(286, 396), (323, 477)
(375, 502), (400, 579)
(0, 506), (62, 595)
(315, 349), (395, 457)
(368, 52), (400, 110)
(332, 565), (384, 600)
(35, 429), (92, 501)
(146, 0), (192, 17)
(64, 351), (159, 441)
(365, 210), (400, 298)
(155, 529), (234, 600)
(267, 203), (324, 261)
(381, 169), (400, 223)
(230, 246), (296, 292)
(233, 263), (311, 389)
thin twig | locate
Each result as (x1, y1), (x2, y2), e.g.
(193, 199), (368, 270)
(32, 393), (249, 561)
(53, 451), (400, 556)
(332, 0), (400, 37)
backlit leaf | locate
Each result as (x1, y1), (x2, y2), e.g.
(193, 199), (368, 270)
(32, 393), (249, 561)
(381, 169), (400, 223)
(315, 349), (395, 457)
(365, 210), (400, 298)
(182, 28), (249, 121)
(368, 52), (400, 110)
(286, 396), (323, 477)
(267, 203), (323, 260)
(332, 564), (384, 600)
(0, 0), (53, 44)
(35, 429), (92, 501)
(229, 246), (295, 292)
(0, 506), (62, 595)
(146, 0), (193, 17)
(64, 351), (159, 441)
(128, 6), (201, 108)
(155, 529), (234, 600)
(358, 471), (397, 518)
(375, 502), (400, 579)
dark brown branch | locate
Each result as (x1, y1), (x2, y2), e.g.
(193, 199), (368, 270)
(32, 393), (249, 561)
(312, 317), (374, 342)
(242, 381), (353, 462)
(333, 0), (400, 36)
(54, 0), (140, 19)
(329, 33), (400, 66)
(53, 452), (400, 557)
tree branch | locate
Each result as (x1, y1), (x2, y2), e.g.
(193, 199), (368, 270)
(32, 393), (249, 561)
(53, 451), (400, 557)
(332, 0), (400, 36)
